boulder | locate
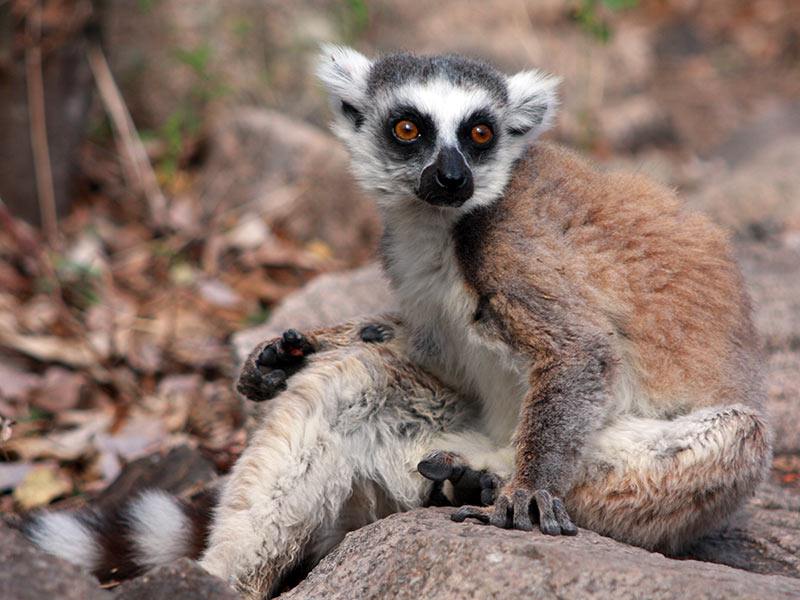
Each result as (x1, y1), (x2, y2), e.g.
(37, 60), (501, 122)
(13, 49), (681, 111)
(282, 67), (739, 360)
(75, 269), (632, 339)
(112, 558), (237, 600)
(232, 263), (393, 364)
(281, 508), (800, 600)
(202, 109), (381, 267)
(0, 518), (110, 600)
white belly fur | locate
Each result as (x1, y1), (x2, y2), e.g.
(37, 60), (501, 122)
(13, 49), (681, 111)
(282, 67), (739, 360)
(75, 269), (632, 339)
(383, 207), (529, 445)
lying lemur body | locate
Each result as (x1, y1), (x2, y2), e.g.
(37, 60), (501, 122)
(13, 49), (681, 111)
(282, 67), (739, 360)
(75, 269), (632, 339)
(25, 47), (771, 599)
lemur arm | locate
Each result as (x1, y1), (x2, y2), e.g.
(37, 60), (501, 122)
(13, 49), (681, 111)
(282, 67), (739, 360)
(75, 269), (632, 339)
(456, 286), (615, 534)
(506, 344), (612, 533)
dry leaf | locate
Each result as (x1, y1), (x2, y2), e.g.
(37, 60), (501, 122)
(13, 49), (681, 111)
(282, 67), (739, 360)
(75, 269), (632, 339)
(0, 360), (41, 401)
(0, 462), (35, 492)
(13, 464), (73, 509)
(196, 278), (242, 309)
(32, 366), (86, 412)
(0, 317), (98, 368)
(7, 410), (113, 461)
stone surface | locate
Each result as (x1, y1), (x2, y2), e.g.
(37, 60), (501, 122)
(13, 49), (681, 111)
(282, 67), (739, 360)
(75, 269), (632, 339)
(202, 108), (381, 267)
(0, 518), (110, 600)
(94, 445), (219, 510)
(683, 481), (800, 578)
(281, 508), (800, 600)
(232, 263), (394, 364)
(112, 558), (237, 600)
(686, 134), (800, 238)
(737, 241), (800, 456)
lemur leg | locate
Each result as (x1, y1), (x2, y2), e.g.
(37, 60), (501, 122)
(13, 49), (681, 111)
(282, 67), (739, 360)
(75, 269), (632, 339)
(566, 403), (771, 553)
(236, 316), (398, 402)
(203, 335), (484, 600)
(452, 403), (771, 553)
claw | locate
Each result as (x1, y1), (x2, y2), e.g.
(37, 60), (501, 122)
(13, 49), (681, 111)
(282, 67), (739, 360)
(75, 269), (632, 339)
(511, 489), (534, 531)
(256, 345), (278, 367)
(489, 495), (512, 528)
(283, 329), (302, 345)
(452, 505), (490, 524)
(533, 489), (560, 535)
(452, 484), (577, 536)
(553, 497), (578, 535)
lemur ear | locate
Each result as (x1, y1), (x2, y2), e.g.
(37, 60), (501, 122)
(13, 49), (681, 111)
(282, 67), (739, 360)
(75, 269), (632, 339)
(317, 44), (373, 130)
(504, 70), (561, 138)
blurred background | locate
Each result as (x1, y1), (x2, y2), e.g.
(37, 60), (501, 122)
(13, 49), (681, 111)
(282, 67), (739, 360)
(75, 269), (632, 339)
(1, 0), (799, 513)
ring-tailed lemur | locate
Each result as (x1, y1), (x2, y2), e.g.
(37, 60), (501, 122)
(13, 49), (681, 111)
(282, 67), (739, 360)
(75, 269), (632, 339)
(25, 47), (771, 600)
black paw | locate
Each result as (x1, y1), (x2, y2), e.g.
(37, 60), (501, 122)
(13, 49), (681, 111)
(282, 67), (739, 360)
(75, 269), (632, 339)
(359, 324), (394, 343)
(418, 450), (503, 508)
(451, 486), (577, 535)
(237, 330), (317, 402)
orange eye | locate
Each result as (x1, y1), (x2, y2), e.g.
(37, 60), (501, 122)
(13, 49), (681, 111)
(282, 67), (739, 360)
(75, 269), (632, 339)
(470, 124), (493, 145)
(394, 120), (419, 141)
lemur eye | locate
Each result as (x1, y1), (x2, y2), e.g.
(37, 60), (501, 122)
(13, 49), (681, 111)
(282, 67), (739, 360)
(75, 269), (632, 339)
(393, 120), (420, 142)
(470, 124), (493, 145)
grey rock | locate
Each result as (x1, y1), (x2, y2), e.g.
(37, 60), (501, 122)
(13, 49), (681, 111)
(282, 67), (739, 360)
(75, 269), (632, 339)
(95, 445), (219, 511)
(737, 241), (800, 456)
(202, 108), (381, 266)
(0, 519), (110, 600)
(112, 558), (238, 600)
(281, 508), (800, 600)
(683, 481), (800, 578)
(687, 134), (800, 238)
(232, 263), (394, 365)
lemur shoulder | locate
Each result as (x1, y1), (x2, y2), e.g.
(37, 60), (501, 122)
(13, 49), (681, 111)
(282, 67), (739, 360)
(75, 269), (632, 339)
(23, 47), (771, 600)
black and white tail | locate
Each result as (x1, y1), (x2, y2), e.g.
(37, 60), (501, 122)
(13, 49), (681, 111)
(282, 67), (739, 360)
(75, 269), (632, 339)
(23, 489), (215, 582)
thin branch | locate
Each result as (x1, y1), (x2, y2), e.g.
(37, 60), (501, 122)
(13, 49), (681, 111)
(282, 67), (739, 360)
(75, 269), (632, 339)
(86, 40), (168, 227)
(25, 3), (58, 245)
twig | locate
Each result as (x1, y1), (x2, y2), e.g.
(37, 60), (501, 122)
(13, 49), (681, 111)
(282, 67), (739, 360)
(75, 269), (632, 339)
(25, 3), (58, 245)
(86, 40), (168, 227)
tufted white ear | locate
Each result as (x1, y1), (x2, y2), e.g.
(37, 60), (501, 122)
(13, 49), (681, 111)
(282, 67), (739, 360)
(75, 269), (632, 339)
(504, 70), (561, 139)
(317, 44), (373, 129)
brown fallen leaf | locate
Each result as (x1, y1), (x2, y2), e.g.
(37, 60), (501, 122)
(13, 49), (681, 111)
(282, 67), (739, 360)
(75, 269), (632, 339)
(0, 316), (99, 368)
(31, 366), (86, 412)
(13, 464), (73, 509)
(7, 409), (114, 461)
(0, 359), (41, 402)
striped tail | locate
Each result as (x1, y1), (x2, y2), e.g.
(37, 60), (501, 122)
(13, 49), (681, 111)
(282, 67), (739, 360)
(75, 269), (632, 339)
(23, 489), (215, 582)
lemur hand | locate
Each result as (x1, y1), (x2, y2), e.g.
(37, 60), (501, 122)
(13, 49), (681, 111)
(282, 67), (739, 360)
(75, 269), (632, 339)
(451, 481), (577, 535)
(236, 329), (317, 402)
(418, 450), (504, 508)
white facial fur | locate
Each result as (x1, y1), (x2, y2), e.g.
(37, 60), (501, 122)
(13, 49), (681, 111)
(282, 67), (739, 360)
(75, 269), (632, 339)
(317, 45), (560, 217)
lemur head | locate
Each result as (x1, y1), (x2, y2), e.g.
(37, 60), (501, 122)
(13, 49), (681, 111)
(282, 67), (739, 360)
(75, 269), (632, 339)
(318, 45), (559, 213)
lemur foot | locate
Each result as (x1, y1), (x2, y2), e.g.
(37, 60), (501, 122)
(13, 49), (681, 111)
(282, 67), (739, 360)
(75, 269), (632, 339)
(452, 485), (577, 535)
(359, 324), (394, 343)
(418, 450), (503, 507)
(237, 329), (316, 402)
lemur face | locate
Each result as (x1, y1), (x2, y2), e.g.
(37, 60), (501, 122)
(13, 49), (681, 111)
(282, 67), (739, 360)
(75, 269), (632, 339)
(319, 46), (560, 213)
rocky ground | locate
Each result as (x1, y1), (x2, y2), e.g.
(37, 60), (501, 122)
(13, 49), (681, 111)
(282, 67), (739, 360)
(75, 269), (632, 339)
(1, 0), (799, 598)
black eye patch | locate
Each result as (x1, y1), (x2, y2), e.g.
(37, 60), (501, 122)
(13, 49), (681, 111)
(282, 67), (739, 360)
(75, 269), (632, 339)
(457, 110), (499, 160)
(382, 105), (437, 157)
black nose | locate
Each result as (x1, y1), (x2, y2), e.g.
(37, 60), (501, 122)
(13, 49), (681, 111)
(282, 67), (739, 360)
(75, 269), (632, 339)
(417, 147), (474, 207)
(435, 147), (468, 191)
